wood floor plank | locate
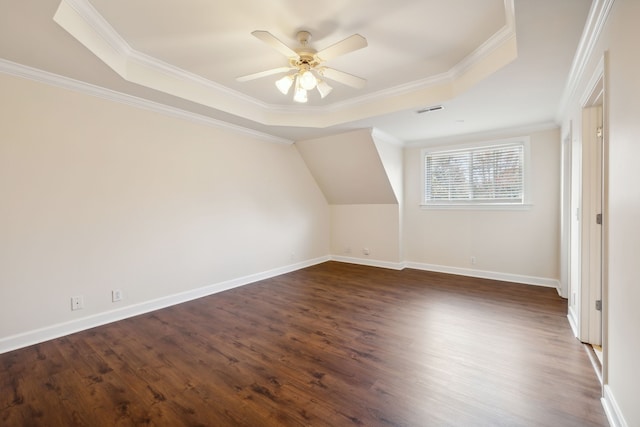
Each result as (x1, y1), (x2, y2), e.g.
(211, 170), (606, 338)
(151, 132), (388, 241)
(0, 262), (608, 426)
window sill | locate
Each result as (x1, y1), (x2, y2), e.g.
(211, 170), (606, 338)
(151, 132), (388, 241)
(420, 203), (533, 211)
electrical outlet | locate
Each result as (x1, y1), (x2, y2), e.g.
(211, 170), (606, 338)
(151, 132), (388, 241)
(363, 248), (370, 256)
(112, 289), (123, 302)
(471, 256), (477, 265)
(71, 296), (84, 311)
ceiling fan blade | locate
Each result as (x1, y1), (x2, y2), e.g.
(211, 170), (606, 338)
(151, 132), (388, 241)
(236, 67), (294, 82)
(319, 67), (367, 89)
(251, 30), (298, 58)
(315, 34), (367, 62)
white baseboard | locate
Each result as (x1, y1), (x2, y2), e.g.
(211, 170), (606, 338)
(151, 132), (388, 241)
(0, 256), (561, 354)
(329, 257), (560, 288)
(602, 385), (628, 427)
(404, 261), (560, 288)
(330, 255), (405, 270)
(567, 308), (579, 339)
(0, 256), (329, 355)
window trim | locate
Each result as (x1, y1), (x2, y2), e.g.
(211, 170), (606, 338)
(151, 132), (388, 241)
(420, 136), (532, 210)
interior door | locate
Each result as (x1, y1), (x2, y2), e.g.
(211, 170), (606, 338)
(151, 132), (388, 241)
(580, 103), (603, 346)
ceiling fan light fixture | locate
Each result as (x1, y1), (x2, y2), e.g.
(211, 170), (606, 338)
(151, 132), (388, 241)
(299, 70), (317, 90)
(293, 76), (308, 103)
(275, 75), (294, 94)
(238, 30), (367, 103)
(316, 80), (333, 98)
(293, 87), (308, 103)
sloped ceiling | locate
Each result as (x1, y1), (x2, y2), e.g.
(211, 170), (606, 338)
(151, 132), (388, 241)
(0, 0), (592, 143)
(296, 129), (398, 205)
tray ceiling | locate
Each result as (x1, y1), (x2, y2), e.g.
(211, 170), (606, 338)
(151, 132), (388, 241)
(0, 0), (592, 143)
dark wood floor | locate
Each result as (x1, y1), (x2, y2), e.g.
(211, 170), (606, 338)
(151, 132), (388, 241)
(1, 262), (608, 426)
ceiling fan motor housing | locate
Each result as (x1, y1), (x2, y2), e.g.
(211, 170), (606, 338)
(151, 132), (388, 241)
(236, 29), (368, 99)
(290, 54), (319, 70)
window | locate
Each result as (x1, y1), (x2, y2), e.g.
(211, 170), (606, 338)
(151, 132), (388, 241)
(422, 138), (529, 207)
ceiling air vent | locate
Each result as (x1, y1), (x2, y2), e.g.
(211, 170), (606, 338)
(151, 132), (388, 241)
(417, 105), (444, 114)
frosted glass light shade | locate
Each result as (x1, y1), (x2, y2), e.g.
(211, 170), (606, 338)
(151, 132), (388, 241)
(293, 75), (308, 103)
(299, 70), (317, 90)
(316, 80), (333, 98)
(275, 75), (294, 94)
(293, 87), (308, 103)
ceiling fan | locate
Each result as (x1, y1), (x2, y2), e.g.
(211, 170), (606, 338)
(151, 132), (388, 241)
(236, 30), (368, 103)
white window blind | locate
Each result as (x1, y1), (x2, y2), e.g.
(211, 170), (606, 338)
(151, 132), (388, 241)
(424, 143), (525, 205)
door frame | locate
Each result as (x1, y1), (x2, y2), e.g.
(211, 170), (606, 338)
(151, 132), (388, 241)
(568, 54), (609, 385)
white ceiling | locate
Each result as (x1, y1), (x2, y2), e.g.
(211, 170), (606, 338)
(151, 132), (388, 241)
(0, 0), (592, 144)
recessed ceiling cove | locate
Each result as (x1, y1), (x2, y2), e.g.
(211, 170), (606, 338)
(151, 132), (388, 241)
(53, 0), (515, 129)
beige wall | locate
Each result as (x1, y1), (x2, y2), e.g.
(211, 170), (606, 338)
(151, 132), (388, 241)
(298, 129), (404, 266)
(0, 73), (329, 342)
(327, 132), (404, 266)
(372, 131), (404, 205)
(404, 128), (561, 284)
(330, 204), (401, 265)
(561, 0), (640, 424)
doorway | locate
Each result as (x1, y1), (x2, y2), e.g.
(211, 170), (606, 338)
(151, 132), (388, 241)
(567, 57), (608, 384)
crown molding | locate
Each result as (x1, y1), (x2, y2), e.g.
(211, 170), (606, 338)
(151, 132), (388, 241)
(54, 0), (517, 130)
(324, 1), (516, 113)
(54, 0), (269, 116)
(0, 58), (293, 145)
(449, 0), (516, 79)
(556, 0), (616, 121)
(59, 0), (130, 56)
(59, 0), (268, 108)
